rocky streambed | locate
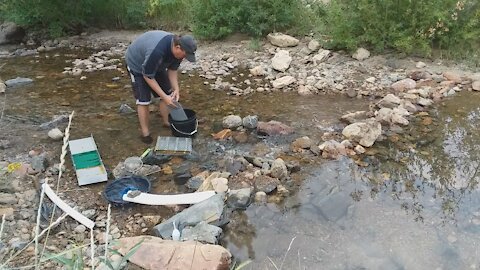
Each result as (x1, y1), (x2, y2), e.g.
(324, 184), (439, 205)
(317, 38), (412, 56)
(0, 30), (479, 269)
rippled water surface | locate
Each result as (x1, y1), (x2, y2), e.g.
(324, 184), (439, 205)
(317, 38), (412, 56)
(1, 50), (479, 269)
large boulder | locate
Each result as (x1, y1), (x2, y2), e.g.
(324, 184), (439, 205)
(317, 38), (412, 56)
(342, 119), (382, 147)
(267, 33), (299, 47)
(271, 50), (292, 72)
(0, 22), (25, 45)
(153, 193), (225, 239)
(114, 236), (231, 270)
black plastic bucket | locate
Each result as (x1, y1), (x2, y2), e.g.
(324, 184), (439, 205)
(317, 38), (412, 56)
(168, 109), (198, 137)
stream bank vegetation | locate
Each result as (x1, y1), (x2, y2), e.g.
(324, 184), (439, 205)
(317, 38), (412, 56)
(0, 0), (479, 63)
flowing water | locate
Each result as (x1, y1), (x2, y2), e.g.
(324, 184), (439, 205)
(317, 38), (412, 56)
(1, 50), (479, 269)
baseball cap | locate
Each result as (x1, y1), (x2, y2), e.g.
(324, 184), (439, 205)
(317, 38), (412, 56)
(179, 35), (197, 62)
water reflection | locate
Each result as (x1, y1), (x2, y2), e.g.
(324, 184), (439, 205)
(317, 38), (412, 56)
(364, 92), (480, 223)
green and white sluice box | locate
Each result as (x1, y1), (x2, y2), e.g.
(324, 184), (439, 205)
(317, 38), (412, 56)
(69, 136), (108, 186)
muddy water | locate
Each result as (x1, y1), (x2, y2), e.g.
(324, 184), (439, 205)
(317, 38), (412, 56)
(1, 51), (479, 269)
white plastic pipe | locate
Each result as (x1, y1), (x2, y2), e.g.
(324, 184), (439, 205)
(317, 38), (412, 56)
(122, 191), (216, 205)
(42, 183), (95, 229)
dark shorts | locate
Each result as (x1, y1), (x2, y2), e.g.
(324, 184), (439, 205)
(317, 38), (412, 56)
(127, 67), (172, 105)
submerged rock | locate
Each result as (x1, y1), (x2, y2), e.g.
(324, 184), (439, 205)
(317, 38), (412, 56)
(257, 120), (294, 136)
(5, 77), (33, 87)
(181, 221), (223, 244)
(153, 193), (226, 239)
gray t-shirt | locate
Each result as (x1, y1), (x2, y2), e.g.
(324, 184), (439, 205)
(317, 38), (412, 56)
(125, 30), (182, 78)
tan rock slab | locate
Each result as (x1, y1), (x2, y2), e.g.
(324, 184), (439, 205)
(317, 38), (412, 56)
(114, 236), (231, 270)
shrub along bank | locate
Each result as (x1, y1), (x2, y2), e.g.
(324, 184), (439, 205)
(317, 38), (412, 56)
(0, 0), (478, 61)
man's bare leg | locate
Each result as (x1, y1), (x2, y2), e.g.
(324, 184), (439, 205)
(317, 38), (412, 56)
(137, 105), (150, 136)
(159, 100), (170, 127)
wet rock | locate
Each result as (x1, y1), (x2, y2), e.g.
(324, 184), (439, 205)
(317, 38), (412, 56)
(181, 221), (223, 244)
(233, 131), (248, 143)
(119, 104), (135, 114)
(39, 114), (69, 130)
(291, 136), (313, 152)
(47, 128), (64, 140)
(286, 160), (301, 173)
(225, 157), (246, 176)
(312, 191), (352, 222)
(211, 177), (229, 193)
(267, 33), (299, 47)
(212, 129), (232, 140)
(340, 111), (369, 124)
(254, 175), (280, 193)
(319, 140), (347, 159)
(227, 188), (252, 210)
(355, 145), (366, 154)
(243, 156), (269, 168)
(173, 171), (192, 185)
(5, 77), (33, 88)
(185, 171), (208, 190)
(141, 151), (171, 165)
(270, 158), (288, 180)
(276, 184), (289, 197)
(342, 119), (382, 147)
(222, 115), (242, 129)
(242, 115), (258, 129)
(254, 191), (267, 203)
(114, 236), (231, 270)
(257, 120), (294, 136)
(376, 108), (409, 126)
(153, 194), (225, 239)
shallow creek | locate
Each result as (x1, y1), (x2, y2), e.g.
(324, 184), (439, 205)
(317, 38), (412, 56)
(1, 50), (479, 269)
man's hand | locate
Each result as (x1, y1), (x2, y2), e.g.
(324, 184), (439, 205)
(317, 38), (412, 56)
(171, 89), (180, 101)
(164, 95), (177, 107)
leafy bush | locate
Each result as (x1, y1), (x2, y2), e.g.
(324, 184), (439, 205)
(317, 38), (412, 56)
(0, 0), (91, 37)
(0, 0), (150, 38)
(190, 0), (318, 39)
(322, 0), (480, 57)
(148, 0), (192, 30)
